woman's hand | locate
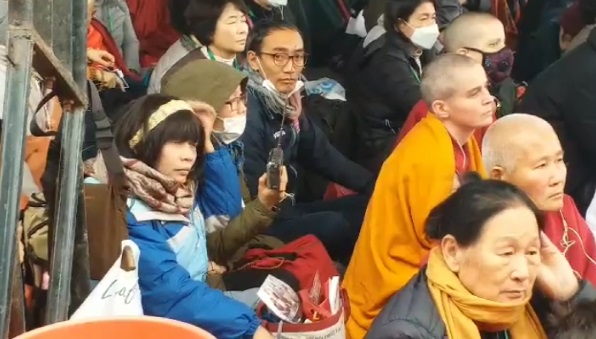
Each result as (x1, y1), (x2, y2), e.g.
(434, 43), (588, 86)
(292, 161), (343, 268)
(207, 261), (227, 274)
(188, 101), (217, 153)
(103, 71), (125, 91)
(87, 49), (115, 68)
(91, 69), (125, 91)
(257, 166), (288, 210)
(535, 232), (579, 301)
(252, 326), (274, 339)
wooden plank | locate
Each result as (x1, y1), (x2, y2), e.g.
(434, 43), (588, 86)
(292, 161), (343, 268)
(30, 28), (86, 107)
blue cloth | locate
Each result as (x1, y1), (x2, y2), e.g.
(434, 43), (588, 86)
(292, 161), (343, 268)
(198, 148), (244, 232)
(223, 139), (245, 174)
(125, 152), (260, 338)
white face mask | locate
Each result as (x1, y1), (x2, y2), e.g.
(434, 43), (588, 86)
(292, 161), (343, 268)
(262, 78), (305, 98)
(409, 23), (440, 50)
(258, 58), (304, 98)
(213, 115), (247, 144)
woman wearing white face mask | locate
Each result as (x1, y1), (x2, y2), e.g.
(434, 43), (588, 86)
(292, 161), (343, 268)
(346, 0), (439, 174)
(162, 59), (290, 265)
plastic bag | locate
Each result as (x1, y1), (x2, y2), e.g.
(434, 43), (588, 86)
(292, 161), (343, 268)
(70, 240), (143, 320)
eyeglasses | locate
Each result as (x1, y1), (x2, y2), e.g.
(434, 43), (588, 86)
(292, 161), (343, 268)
(225, 93), (247, 111)
(260, 52), (308, 67)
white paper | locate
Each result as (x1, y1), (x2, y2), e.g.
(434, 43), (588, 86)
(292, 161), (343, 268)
(345, 11), (367, 37)
(258, 275), (301, 323)
(328, 276), (340, 315)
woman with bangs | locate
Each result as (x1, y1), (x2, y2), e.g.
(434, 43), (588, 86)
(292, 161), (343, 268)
(149, 0), (250, 94)
(105, 94), (274, 339)
(367, 174), (596, 339)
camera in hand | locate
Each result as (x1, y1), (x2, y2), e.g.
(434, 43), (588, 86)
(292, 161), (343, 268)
(266, 146), (284, 190)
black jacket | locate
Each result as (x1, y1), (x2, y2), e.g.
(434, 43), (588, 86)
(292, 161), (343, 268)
(363, 0), (470, 32)
(366, 269), (596, 339)
(347, 30), (437, 173)
(241, 91), (374, 200)
(517, 28), (596, 214)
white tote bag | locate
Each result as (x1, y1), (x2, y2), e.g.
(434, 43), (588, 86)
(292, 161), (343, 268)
(70, 240), (143, 320)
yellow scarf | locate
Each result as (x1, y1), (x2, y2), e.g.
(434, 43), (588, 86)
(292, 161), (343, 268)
(426, 247), (547, 339)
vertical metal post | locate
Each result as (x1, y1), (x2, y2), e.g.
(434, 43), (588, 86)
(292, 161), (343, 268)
(45, 103), (85, 324)
(32, 0), (52, 47)
(9, 257), (26, 337)
(71, 0), (87, 90)
(51, 0), (72, 69)
(45, 0), (88, 322)
(0, 0), (34, 336)
(67, 0), (91, 314)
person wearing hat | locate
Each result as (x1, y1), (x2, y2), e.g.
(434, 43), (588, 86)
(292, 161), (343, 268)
(161, 58), (289, 266)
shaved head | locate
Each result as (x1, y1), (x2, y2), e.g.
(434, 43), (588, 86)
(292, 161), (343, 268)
(482, 113), (566, 211)
(420, 53), (483, 105)
(421, 54), (494, 135)
(482, 114), (556, 172)
(443, 13), (505, 53)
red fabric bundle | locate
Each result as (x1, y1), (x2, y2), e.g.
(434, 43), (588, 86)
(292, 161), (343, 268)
(238, 235), (339, 290)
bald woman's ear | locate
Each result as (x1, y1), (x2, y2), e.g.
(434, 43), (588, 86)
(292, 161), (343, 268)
(431, 99), (449, 120)
(489, 165), (506, 180)
(455, 47), (469, 57)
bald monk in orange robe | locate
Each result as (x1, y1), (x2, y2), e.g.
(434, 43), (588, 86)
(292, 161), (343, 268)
(342, 54), (496, 338)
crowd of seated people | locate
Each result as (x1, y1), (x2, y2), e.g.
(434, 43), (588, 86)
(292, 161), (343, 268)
(368, 173), (595, 339)
(9, 0), (596, 337)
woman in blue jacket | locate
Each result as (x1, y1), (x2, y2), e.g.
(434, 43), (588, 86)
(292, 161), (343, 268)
(111, 94), (273, 339)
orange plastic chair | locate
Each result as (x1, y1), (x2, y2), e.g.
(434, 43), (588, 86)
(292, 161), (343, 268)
(14, 317), (216, 339)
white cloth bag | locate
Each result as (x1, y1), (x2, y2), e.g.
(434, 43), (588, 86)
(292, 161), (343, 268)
(70, 240), (143, 320)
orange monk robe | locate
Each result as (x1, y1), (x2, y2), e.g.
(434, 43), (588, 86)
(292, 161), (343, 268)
(342, 114), (487, 338)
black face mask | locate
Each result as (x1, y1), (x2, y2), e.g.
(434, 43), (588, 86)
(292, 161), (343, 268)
(465, 47), (514, 83)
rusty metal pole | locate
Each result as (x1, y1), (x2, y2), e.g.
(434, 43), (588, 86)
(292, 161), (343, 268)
(9, 257), (26, 337)
(45, 102), (85, 324)
(45, 0), (88, 323)
(67, 0), (92, 315)
(0, 0), (34, 336)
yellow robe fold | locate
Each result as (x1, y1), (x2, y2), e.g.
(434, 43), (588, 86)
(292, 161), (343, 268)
(342, 114), (487, 338)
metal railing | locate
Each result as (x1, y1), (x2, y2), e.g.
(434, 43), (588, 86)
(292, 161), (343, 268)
(0, 0), (88, 336)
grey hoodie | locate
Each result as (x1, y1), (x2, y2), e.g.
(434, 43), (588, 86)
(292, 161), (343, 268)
(94, 0), (140, 71)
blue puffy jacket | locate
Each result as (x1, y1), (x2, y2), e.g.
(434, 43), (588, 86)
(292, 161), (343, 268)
(126, 148), (260, 338)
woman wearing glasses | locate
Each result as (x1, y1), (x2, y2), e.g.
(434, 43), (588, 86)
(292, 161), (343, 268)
(106, 59), (290, 338)
(241, 20), (375, 265)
